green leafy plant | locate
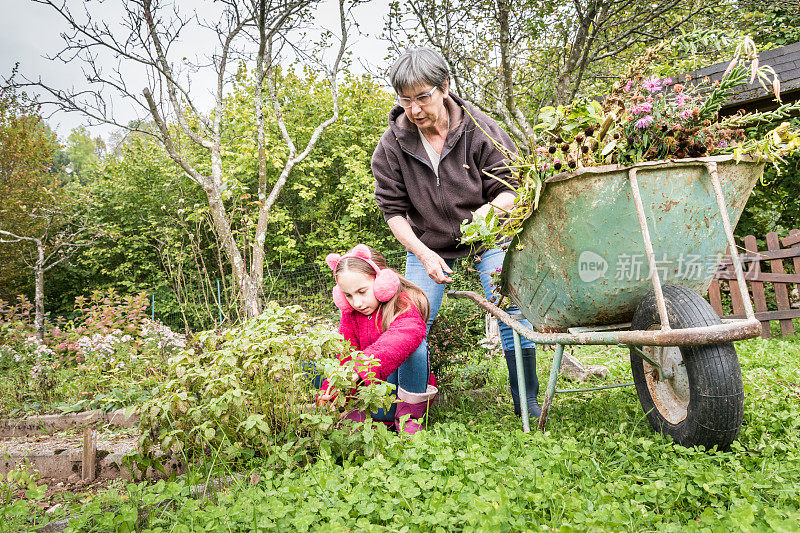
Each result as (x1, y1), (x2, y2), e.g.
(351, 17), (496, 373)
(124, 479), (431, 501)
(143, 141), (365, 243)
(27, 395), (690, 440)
(0, 296), (51, 353)
(6, 335), (800, 531)
(0, 460), (47, 529)
(428, 302), (486, 378)
(0, 289), (183, 417)
(137, 302), (395, 469)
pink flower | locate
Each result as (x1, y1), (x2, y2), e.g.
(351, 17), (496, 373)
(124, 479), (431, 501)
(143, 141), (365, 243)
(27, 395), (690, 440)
(663, 77), (673, 85)
(630, 101), (653, 114)
(717, 140), (728, 149)
(641, 77), (662, 92)
(634, 115), (654, 129)
(535, 146), (548, 154)
(675, 93), (689, 106)
(680, 109), (693, 120)
(624, 80), (634, 93)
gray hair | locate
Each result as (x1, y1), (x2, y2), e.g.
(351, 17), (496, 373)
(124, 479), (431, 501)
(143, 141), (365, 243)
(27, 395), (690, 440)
(389, 47), (450, 94)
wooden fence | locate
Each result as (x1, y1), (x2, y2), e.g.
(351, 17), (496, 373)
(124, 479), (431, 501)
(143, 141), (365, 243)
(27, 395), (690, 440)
(708, 229), (800, 338)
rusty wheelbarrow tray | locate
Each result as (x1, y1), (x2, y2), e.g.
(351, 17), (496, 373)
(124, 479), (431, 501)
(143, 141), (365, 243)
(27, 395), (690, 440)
(450, 155), (763, 449)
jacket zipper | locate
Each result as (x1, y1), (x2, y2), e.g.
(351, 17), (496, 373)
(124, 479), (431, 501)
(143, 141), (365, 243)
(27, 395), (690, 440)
(396, 128), (467, 242)
(437, 137), (461, 240)
(398, 142), (459, 241)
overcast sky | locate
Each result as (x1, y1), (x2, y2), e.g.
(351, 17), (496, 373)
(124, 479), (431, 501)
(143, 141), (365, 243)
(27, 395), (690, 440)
(0, 0), (392, 140)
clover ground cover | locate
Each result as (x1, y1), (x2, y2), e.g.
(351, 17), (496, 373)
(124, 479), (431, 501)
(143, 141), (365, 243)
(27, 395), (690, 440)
(5, 334), (797, 532)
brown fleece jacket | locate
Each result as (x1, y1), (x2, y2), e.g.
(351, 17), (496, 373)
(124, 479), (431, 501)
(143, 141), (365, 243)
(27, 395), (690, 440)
(372, 93), (518, 258)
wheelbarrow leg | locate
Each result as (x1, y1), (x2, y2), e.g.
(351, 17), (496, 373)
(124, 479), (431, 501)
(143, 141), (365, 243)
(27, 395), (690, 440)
(512, 330), (530, 433)
(538, 344), (564, 431)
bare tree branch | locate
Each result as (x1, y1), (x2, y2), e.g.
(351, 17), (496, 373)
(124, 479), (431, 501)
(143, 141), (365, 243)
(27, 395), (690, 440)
(26, 0), (352, 317)
(251, 0), (349, 288)
(386, 0), (727, 151)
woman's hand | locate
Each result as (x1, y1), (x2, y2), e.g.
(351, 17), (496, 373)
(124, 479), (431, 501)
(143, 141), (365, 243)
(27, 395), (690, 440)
(472, 192), (517, 221)
(472, 203), (493, 220)
(386, 215), (453, 283)
(420, 249), (453, 284)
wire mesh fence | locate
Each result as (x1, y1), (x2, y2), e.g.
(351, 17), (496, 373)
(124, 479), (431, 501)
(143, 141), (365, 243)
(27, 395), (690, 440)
(261, 249), (410, 320)
(148, 249), (484, 333)
(148, 250), (409, 332)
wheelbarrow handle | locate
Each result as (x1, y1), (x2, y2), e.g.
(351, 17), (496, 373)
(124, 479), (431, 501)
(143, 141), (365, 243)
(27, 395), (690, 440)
(447, 290), (761, 346)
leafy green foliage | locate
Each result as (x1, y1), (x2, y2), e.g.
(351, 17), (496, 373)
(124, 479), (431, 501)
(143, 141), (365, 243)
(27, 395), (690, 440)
(71, 289), (150, 335)
(0, 78), (64, 302)
(428, 300), (486, 377)
(735, 120), (800, 240)
(426, 267), (495, 391)
(217, 70), (399, 268)
(0, 290), (181, 417)
(137, 303), (395, 468)
(4, 331), (800, 531)
(0, 461), (48, 531)
(54, 336), (800, 531)
(44, 73), (399, 324)
(459, 208), (502, 249)
(64, 126), (103, 183)
(46, 130), (214, 323)
(739, 2), (800, 48)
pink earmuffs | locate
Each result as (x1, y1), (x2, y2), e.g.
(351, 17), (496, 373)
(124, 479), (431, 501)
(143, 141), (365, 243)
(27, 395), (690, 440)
(325, 244), (400, 312)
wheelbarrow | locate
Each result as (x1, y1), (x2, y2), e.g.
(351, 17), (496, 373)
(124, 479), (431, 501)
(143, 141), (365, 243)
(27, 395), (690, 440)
(450, 154), (764, 449)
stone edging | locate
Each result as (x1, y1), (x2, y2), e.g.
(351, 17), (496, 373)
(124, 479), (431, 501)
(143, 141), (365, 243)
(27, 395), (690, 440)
(0, 409), (138, 438)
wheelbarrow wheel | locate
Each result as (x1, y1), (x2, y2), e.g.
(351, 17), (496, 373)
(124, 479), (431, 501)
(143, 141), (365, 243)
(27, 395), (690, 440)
(630, 285), (744, 450)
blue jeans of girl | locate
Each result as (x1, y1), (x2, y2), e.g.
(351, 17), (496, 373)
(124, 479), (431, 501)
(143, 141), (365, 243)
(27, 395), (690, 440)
(305, 339), (428, 422)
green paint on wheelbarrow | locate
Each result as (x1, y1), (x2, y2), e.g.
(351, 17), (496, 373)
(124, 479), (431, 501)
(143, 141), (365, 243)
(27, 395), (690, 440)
(500, 155), (763, 332)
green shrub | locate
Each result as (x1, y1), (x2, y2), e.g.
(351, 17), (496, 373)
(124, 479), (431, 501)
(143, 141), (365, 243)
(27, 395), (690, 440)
(53, 288), (151, 361)
(428, 302), (486, 376)
(0, 461), (48, 530)
(0, 290), (184, 416)
(0, 296), (37, 350)
(11, 336), (800, 531)
(137, 302), (396, 467)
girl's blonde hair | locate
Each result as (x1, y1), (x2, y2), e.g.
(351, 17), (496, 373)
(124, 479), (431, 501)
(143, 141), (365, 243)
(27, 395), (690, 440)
(335, 247), (430, 332)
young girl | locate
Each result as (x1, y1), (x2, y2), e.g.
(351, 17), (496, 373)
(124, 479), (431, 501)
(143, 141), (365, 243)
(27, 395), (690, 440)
(320, 244), (437, 434)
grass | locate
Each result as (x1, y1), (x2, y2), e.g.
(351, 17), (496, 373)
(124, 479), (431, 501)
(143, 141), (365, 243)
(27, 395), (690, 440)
(5, 335), (800, 532)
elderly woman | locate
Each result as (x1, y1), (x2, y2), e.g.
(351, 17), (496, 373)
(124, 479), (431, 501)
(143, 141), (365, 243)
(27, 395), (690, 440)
(372, 47), (541, 418)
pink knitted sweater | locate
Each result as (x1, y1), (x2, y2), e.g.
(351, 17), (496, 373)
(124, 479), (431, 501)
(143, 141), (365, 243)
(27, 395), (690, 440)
(340, 304), (426, 381)
(328, 296), (431, 385)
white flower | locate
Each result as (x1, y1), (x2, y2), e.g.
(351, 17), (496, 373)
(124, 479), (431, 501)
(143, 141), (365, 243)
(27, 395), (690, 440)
(0, 345), (20, 362)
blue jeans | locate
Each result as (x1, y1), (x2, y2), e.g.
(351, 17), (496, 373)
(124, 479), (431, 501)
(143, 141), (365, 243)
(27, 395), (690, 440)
(372, 347), (428, 421)
(304, 340), (429, 422)
(404, 248), (535, 355)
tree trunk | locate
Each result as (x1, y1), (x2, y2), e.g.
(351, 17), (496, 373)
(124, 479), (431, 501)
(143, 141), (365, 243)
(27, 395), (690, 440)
(204, 176), (262, 319)
(241, 276), (261, 319)
(35, 242), (45, 342)
(496, 0), (534, 151)
(553, 2), (599, 106)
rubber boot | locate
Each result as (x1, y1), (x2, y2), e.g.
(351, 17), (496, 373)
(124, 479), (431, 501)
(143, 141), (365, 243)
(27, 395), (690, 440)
(394, 384), (438, 435)
(342, 410), (367, 424)
(505, 347), (541, 418)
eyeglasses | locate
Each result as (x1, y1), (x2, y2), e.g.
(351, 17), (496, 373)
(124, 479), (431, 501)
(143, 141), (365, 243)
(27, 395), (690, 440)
(396, 86), (439, 108)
